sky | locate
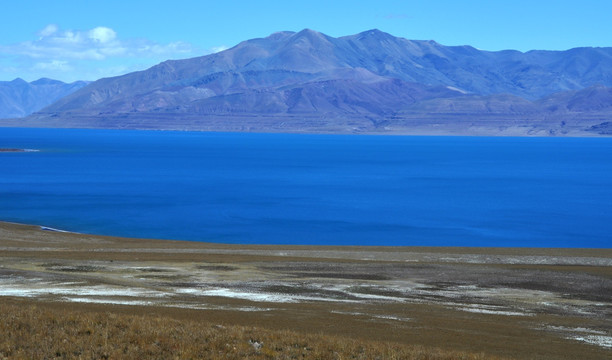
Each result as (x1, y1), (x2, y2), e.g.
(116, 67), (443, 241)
(1, 0), (610, 82)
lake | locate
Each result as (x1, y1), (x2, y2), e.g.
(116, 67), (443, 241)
(1, 128), (611, 248)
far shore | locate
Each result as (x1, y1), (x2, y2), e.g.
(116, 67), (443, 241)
(1, 120), (611, 137)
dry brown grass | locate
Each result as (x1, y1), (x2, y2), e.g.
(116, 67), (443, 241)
(3, 222), (609, 359)
(0, 302), (504, 360)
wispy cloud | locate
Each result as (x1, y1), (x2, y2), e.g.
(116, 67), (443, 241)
(38, 24), (59, 37)
(32, 60), (72, 72)
(1, 25), (194, 61)
(0, 24), (205, 81)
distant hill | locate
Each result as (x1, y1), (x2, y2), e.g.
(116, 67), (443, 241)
(7, 29), (612, 135)
(0, 78), (89, 119)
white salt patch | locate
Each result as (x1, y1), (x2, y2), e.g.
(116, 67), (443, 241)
(0, 282), (167, 299)
(372, 314), (410, 321)
(572, 335), (612, 348)
(546, 326), (606, 335)
(175, 287), (352, 303)
(0, 288), (40, 297)
(66, 297), (155, 306)
(235, 307), (273, 312)
(331, 311), (409, 322)
(173, 288), (203, 295)
(348, 292), (404, 302)
(69, 286), (166, 297)
(543, 326), (612, 349)
(178, 288), (299, 303)
(323, 284), (403, 302)
(456, 306), (533, 316)
(160, 303), (217, 311)
(331, 310), (368, 316)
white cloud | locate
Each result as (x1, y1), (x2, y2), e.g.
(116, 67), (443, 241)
(0, 25), (196, 61)
(0, 24), (214, 82)
(38, 24), (59, 37)
(88, 27), (117, 43)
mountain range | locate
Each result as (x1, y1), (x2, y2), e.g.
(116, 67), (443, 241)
(5, 29), (612, 135)
(0, 78), (88, 119)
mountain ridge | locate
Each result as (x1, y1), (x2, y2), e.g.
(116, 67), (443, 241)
(6, 29), (612, 136)
(0, 78), (89, 118)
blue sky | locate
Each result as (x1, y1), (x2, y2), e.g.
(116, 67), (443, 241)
(1, 0), (610, 82)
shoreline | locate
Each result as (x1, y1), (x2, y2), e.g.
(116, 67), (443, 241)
(2, 219), (611, 256)
(1, 123), (611, 138)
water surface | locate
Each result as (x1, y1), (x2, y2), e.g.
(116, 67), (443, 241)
(1, 128), (610, 247)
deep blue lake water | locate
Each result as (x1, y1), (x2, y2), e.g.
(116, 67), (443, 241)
(1, 128), (611, 248)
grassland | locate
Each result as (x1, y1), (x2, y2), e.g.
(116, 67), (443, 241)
(0, 300), (505, 359)
(1, 221), (610, 359)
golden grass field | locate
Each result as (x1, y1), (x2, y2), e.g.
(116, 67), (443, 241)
(1, 221), (610, 359)
(0, 301), (506, 359)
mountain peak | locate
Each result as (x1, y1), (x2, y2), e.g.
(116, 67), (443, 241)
(291, 28), (329, 42)
(31, 78), (65, 86)
(295, 28), (323, 36)
(10, 78), (28, 85)
(358, 29), (393, 38)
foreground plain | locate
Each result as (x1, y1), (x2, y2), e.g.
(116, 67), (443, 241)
(0, 221), (610, 359)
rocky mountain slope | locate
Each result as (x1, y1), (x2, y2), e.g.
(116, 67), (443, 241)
(9, 29), (612, 135)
